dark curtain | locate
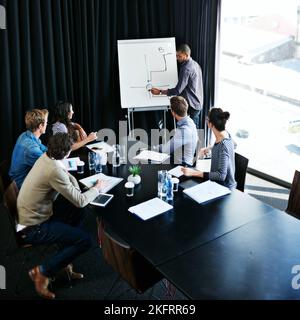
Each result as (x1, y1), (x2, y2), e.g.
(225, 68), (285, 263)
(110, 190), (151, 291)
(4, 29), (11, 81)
(0, 0), (220, 162)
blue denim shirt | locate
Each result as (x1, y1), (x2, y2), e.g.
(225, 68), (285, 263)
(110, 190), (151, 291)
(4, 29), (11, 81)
(9, 130), (47, 189)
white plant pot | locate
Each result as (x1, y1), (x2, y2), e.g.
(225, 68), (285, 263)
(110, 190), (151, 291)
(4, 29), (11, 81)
(127, 174), (141, 185)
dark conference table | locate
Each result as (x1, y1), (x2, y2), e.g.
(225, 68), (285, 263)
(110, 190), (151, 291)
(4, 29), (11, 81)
(75, 149), (297, 299)
(88, 162), (275, 266)
(157, 210), (300, 299)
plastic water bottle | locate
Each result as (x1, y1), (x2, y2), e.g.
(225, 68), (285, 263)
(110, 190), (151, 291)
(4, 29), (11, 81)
(112, 144), (121, 167)
(94, 153), (102, 173)
(166, 174), (174, 201)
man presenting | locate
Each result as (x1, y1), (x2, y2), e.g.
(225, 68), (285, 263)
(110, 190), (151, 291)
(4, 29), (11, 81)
(151, 44), (203, 128)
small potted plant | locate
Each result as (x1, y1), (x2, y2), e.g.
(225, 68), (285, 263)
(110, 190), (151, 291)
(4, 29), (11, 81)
(127, 165), (142, 185)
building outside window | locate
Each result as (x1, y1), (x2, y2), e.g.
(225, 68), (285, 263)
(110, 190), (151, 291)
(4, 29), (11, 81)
(218, 0), (300, 184)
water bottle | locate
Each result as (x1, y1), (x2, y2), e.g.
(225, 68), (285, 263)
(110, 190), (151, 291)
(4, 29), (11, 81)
(94, 153), (102, 173)
(112, 144), (121, 167)
(166, 174), (174, 201)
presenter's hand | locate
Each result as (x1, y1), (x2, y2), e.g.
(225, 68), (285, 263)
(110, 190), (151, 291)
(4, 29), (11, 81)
(86, 132), (97, 143)
(151, 88), (160, 95)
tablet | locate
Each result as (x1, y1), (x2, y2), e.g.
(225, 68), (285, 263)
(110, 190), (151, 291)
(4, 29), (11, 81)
(90, 193), (114, 207)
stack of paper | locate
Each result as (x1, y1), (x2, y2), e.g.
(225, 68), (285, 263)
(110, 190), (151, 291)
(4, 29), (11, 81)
(79, 173), (123, 193)
(183, 180), (231, 204)
(133, 150), (169, 163)
(196, 159), (211, 172)
(86, 141), (114, 153)
(168, 166), (183, 178)
(62, 157), (80, 171)
(128, 198), (173, 220)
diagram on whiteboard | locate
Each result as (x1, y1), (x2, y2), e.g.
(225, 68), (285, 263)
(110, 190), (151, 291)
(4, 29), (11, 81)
(118, 38), (178, 109)
(130, 50), (172, 99)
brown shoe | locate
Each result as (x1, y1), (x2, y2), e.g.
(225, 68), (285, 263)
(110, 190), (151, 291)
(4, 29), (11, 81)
(28, 266), (55, 299)
(65, 264), (84, 280)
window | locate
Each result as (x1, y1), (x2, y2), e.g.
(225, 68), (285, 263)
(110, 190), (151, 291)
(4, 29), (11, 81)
(218, 0), (300, 184)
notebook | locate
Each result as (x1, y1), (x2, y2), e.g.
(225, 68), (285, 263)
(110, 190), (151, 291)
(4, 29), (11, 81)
(133, 150), (169, 163)
(183, 180), (231, 204)
(79, 173), (123, 194)
(128, 197), (173, 220)
(86, 141), (114, 153)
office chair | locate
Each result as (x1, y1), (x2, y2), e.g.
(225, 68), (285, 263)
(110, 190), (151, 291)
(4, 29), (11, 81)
(234, 153), (249, 192)
(0, 160), (11, 194)
(286, 170), (300, 219)
(3, 181), (62, 295)
(97, 218), (165, 298)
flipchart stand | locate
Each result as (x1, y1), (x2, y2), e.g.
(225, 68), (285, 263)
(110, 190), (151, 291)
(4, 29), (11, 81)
(126, 106), (176, 144)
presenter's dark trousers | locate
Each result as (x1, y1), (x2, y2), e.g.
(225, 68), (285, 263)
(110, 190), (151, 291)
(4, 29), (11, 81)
(19, 199), (93, 277)
(188, 107), (201, 129)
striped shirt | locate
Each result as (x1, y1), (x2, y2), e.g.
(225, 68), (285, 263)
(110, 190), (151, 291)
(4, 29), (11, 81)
(204, 137), (237, 190)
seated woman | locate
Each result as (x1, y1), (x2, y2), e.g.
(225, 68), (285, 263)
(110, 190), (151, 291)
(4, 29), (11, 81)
(52, 101), (97, 150)
(182, 107), (237, 190)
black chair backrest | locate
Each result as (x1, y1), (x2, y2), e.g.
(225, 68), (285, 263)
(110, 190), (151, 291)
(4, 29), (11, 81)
(286, 170), (300, 219)
(97, 219), (162, 293)
(3, 181), (19, 225)
(234, 153), (249, 192)
(0, 160), (11, 194)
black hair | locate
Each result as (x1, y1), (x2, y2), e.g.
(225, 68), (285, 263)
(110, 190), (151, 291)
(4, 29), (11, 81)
(46, 133), (72, 160)
(52, 101), (72, 127)
(52, 100), (77, 141)
(208, 108), (230, 131)
(177, 44), (191, 56)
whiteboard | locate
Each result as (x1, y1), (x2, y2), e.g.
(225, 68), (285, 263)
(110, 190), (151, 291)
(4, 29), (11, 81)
(118, 38), (178, 109)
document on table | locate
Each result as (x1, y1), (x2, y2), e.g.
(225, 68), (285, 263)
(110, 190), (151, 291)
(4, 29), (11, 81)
(168, 166), (184, 178)
(133, 150), (170, 163)
(86, 141), (114, 153)
(79, 173), (123, 193)
(62, 157), (80, 171)
(128, 198), (173, 220)
(183, 180), (231, 204)
(195, 159), (211, 172)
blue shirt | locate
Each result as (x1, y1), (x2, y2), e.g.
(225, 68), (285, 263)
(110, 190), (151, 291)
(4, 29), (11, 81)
(159, 116), (198, 166)
(9, 130), (47, 189)
(168, 57), (203, 111)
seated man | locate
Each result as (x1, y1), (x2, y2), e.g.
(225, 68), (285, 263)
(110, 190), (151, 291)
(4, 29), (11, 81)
(156, 96), (198, 166)
(9, 109), (48, 189)
(17, 133), (105, 299)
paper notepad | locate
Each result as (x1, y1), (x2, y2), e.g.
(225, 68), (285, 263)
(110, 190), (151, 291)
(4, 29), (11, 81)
(133, 150), (169, 163)
(168, 166), (184, 178)
(196, 159), (211, 172)
(183, 180), (231, 204)
(86, 141), (114, 153)
(128, 198), (173, 220)
(79, 173), (123, 193)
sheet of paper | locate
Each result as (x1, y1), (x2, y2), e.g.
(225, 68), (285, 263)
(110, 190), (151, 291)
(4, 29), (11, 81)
(183, 180), (231, 204)
(196, 159), (211, 172)
(133, 150), (169, 163)
(128, 197), (173, 220)
(168, 166), (184, 178)
(86, 141), (114, 153)
(62, 157), (80, 171)
(79, 173), (123, 193)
